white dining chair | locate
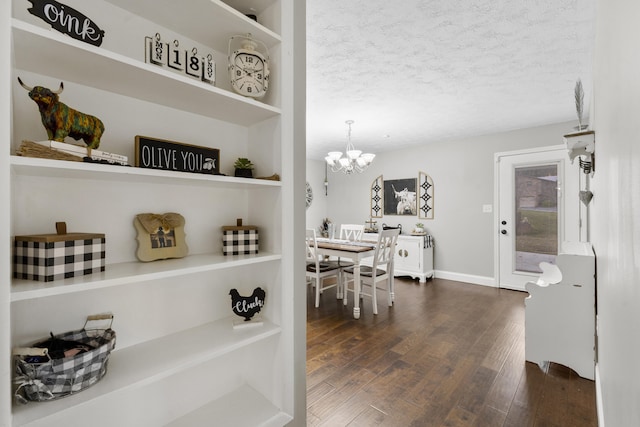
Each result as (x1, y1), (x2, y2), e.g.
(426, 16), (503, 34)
(335, 224), (365, 268)
(339, 224), (364, 241)
(341, 228), (400, 315)
(305, 229), (342, 308)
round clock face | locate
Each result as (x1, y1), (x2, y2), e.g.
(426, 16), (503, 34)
(305, 182), (313, 209)
(230, 51), (268, 97)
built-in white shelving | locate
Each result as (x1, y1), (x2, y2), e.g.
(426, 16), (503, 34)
(166, 384), (293, 427)
(104, 0), (282, 51)
(12, 20), (281, 126)
(2, 0), (302, 425)
(12, 318), (282, 426)
(11, 252), (281, 302)
(11, 156), (282, 189)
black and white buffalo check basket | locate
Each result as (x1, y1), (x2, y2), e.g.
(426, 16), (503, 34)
(223, 229), (259, 255)
(13, 314), (116, 403)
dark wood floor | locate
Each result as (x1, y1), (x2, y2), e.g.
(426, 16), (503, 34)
(306, 277), (597, 427)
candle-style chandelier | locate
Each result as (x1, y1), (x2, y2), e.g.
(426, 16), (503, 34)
(325, 120), (375, 174)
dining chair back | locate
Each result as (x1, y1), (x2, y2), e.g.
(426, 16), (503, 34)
(335, 224), (365, 267)
(305, 228), (342, 308)
(342, 228), (400, 315)
(339, 224), (364, 241)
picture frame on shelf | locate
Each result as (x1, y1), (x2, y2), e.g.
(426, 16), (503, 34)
(134, 212), (188, 262)
(384, 178), (417, 216)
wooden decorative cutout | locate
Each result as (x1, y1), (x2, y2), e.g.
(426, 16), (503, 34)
(27, 0), (105, 47)
(370, 175), (383, 218)
(229, 287), (265, 327)
(134, 212), (188, 262)
(418, 171), (434, 219)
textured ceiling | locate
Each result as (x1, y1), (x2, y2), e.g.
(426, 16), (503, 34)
(306, 0), (596, 159)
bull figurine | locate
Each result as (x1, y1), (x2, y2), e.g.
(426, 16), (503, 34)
(18, 78), (105, 149)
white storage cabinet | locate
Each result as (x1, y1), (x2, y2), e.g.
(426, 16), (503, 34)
(525, 241), (596, 380)
(0, 0), (305, 425)
(363, 233), (434, 283)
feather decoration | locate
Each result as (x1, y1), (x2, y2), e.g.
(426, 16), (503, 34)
(575, 79), (584, 129)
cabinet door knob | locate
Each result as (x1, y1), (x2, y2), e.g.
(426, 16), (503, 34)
(501, 230), (507, 235)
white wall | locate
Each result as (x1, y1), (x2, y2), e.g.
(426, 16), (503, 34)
(592, 0), (640, 425)
(305, 159), (329, 234)
(309, 121), (574, 282)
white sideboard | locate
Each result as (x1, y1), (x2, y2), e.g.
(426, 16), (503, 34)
(363, 233), (434, 283)
(525, 241), (596, 380)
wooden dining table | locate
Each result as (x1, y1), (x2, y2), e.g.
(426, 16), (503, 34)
(315, 238), (377, 319)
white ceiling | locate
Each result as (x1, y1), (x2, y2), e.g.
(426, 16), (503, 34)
(306, 0), (596, 160)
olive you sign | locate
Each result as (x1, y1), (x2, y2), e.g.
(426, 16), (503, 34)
(135, 136), (220, 175)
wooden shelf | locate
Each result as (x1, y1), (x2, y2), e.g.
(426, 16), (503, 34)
(11, 252), (281, 302)
(12, 20), (281, 126)
(166, 384), (292, 427)
(10, 156), (281, 189)
(12, 318), (282, 426)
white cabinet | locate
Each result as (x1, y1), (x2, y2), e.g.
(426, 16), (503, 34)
(0, 0), (304, 425)
(525, 242), (596, 380)
(363, 234), (434, 283)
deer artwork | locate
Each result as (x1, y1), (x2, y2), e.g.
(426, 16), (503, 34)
(18, 77), (105, 149)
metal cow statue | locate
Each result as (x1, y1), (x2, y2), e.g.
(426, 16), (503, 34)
(18, 78), (105, 149)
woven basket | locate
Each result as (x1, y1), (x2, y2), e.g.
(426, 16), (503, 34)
(13, 314), (116, 403)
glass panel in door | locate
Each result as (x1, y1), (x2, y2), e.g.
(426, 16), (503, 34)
(514, 164), (558, 273)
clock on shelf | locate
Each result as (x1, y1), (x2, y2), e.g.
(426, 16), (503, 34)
(306, 182), (313, 209)
(228, 34), (270, 98)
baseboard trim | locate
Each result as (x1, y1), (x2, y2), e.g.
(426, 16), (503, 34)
(596, 363), (604, 427)
(434, 270), (496, 287)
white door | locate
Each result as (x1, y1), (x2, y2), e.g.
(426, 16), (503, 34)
(496, 146), (581, 291)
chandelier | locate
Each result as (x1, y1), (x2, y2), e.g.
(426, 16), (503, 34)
(325, 120), (375, 174)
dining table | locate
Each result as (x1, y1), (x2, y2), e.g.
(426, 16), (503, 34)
(315, 237), (379, 319)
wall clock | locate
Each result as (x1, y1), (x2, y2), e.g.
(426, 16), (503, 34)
(228, 34), (270, 98)
(306, 182), (313, 209)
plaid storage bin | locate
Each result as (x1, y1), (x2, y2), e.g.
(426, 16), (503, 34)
(13, 315), (116, 403)
(222, 219), (259, 255)
(223, 229), (259, 255)
(14, 223), (105, 282)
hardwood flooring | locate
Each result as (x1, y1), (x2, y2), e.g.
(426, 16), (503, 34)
(306, 277), (597, 427)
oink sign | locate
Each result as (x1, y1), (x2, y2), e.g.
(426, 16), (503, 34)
(135, 136), (220, 175)
(27, 0), (105, 47)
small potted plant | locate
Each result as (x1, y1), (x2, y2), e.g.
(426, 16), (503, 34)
(233, 157), (254, 178)
(414, 222), (425, 233)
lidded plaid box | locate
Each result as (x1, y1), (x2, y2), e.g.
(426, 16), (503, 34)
(14, 222), (105, 282)
(222, 218), (258, 256)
